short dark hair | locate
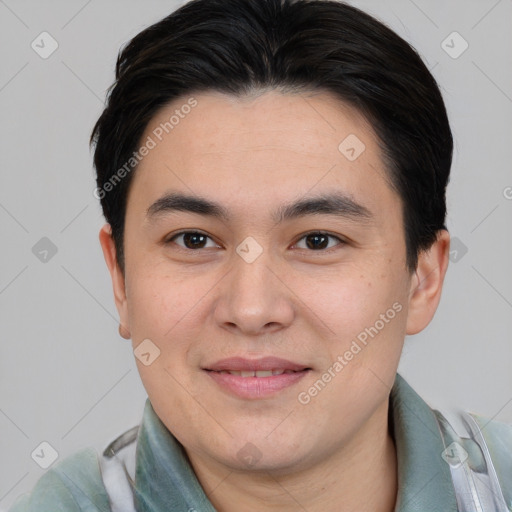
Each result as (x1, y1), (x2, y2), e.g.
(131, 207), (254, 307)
(90, 0), (452, 274)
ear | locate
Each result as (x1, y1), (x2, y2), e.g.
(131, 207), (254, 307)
(406, 230), (450, 335)
(98, 224), (131, 339)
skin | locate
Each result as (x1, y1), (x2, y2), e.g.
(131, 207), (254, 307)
(100, 90), (450, 512)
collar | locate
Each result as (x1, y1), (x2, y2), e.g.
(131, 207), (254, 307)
(389, 373), (457, 511)
(132, 373), (458, 511)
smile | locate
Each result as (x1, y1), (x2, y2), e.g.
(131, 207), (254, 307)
(203, 357), (311, 399)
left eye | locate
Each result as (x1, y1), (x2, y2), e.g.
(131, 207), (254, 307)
(294, 232), (344, 251)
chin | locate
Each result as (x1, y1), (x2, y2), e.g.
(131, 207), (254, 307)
(211, 430), (310, 473)
(233, 448), (316, 476)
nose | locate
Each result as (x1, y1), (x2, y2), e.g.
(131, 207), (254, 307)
(214, 245), (295, 337)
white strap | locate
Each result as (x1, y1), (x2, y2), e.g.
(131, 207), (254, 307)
(99, 426), (139, 512)
(434, 410), (508, 511)
(463, 413), (509, 512)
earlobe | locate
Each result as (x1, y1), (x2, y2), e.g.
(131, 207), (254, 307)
(405, 230), (450, 335)
(98, 224), (131, 338)
(118, 323), (131, 340)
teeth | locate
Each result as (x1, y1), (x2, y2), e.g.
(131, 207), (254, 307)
(255, 370), (273, 377)
(221, 369), (295, 377)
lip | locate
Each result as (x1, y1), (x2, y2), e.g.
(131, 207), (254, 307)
(203, 357), (311, 400)
(204, 356), (309, 372)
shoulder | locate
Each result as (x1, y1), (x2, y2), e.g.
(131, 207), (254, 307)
(465, 412), (512, 507)
(434, 407), (512, 511)
(9, 447), (111, 512)
(467, 411), (512, 449)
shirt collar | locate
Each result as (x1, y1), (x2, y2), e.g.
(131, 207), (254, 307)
(390, 373), (458, 511)
(133, 373), (458, 511)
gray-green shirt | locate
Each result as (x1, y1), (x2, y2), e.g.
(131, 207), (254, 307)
(9, 373), (512, 511)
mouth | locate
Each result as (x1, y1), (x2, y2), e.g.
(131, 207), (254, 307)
(213, 369), (301, 377)
(203, 357), (312, 399)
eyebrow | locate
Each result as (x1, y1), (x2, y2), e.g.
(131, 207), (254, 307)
(146, 191), (373, 224)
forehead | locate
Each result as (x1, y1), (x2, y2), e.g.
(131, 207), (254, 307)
(127, 90), (398, 224)
(142, 90), (377, 163)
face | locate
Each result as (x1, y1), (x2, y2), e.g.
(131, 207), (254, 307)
(100, 90), (448, 475)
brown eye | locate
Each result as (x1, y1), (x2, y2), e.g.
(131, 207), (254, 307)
(167, 231), (218, 250)
(295, 232), (344, 251)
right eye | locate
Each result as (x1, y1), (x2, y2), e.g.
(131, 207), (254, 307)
(165, 231), (220, 250)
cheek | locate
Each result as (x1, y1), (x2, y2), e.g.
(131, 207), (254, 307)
(126, 269), (198, 342)
(296, 268), (402, 331)
(295, 265), (408, 376)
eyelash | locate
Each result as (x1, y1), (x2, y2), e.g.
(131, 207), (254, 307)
(165, 230), (346, 253)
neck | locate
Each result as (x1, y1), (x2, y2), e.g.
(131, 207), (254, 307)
(186, 400), (398, 512)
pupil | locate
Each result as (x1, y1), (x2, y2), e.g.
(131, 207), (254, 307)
(306, 234), (328, 250)
(184, 233), (206, 249)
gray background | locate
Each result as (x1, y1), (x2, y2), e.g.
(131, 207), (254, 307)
(0, 0), (511, 508)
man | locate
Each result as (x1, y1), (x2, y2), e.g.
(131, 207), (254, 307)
(10, 0), (511, 510)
